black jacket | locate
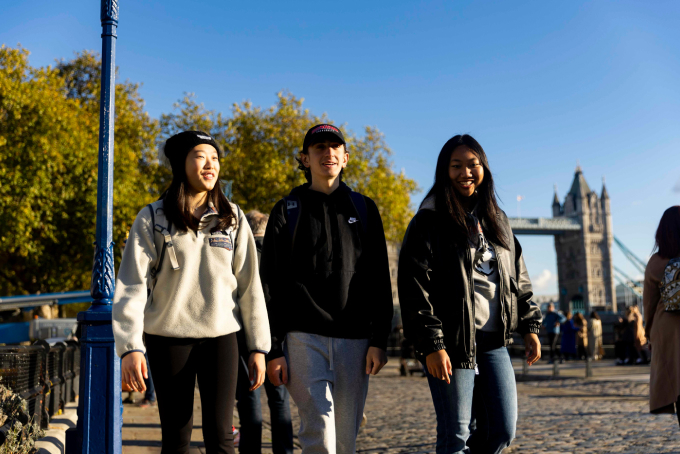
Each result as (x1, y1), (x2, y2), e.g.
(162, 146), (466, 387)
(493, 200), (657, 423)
(261, 182), (394, 359)
(397, 200), (542, 369)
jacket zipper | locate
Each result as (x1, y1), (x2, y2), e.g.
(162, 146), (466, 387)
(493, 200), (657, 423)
(495, 247), (509, 341)
(466, 247), (475, 360)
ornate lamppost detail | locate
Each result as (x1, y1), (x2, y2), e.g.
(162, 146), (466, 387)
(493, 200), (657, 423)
(67, 1), (123, 453)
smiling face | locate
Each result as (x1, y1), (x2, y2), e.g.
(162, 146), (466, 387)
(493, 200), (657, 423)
(184, 144), (220, 194)
(448, 145), (484, 198)
(300, 140), (348, 183)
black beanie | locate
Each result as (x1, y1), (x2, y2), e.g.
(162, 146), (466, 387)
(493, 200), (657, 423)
(163, 130), (221, 175)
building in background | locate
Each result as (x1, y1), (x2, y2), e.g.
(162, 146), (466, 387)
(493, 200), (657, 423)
(553, 167), (617, 313)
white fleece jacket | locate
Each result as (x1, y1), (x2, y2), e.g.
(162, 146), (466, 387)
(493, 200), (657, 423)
(112, 200), (271, 357)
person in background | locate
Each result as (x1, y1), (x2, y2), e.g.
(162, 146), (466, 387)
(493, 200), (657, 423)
(236, 210), (294, 454)
(629, 305), (649, 364)
(560, 311), (578, 361)
(542, 303), (566, 364)
(587, 312), (603, 360)
(644, 206), (680, 425)
(622, 307), (638, 364)
(574, 312), (588, 360)
(614, 316), (628, 365)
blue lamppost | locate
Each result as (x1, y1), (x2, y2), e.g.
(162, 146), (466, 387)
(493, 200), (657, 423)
(67, 1), (122, 453)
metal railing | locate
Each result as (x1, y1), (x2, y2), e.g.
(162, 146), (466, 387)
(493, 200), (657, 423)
(0, 291), (92, 311)
(0, 340), (80, 432)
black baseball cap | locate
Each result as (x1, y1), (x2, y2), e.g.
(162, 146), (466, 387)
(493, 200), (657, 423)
(302, 124), (346, 152)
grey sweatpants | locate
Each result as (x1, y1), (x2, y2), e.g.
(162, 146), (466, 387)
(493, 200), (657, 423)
(284, 332), (371, 454)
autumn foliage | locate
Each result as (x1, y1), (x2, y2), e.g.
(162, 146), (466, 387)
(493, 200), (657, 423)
(0, 45), (417, 295)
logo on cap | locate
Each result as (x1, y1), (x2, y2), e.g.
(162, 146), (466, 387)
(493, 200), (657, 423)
(310, 125), (340, 135)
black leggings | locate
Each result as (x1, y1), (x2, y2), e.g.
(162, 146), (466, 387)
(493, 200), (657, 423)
(145, 333), (239, 454)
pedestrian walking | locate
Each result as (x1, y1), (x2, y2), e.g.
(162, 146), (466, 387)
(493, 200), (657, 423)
(113, 131), (271, 454)
(645, 206), (680, 422)
(560, 312), (578, 361)
(628, 305), (649, 364)
(542, 303), (566, 363)
(574, 312), (588, 360)
(261, 124), (394, 454)
(236, 210), (294, 454)
(587, 312), (603, 360)
(622, 308), (638, 364)
(398, 134), (542, 454)
(614, 316), (628, 365)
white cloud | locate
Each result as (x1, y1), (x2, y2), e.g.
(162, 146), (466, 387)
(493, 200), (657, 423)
(532, 269), (557, 294)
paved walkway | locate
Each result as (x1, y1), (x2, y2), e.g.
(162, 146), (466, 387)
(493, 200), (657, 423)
(122, 359), (680, 453)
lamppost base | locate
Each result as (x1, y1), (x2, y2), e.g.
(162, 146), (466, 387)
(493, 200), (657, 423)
(67, 310), (122, 454)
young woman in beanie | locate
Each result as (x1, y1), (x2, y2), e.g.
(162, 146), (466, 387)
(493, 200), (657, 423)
(398, 134), (542, 454)
(113, 131), (271, 454)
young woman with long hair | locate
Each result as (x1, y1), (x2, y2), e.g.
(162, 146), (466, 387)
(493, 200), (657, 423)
(398, 134), (542, 454)
(644, 206), (680, 422)
(113, 131), (271, 453)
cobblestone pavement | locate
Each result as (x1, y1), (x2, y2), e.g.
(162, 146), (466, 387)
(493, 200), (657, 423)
(122, 360), (680, 453)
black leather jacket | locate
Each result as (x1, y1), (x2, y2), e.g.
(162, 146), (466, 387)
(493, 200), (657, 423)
(397, 202), (542, 369)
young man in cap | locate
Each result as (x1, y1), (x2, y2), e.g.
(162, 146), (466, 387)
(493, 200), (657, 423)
(261, 124), (394, 454)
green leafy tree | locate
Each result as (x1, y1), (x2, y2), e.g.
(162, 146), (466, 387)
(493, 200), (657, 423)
(1, 45), (416, 296)
(160, 92), (417, 242)
(0, 46), (159, 295)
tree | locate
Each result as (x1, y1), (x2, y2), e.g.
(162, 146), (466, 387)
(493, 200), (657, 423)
(1, 45), (416, 296)
(0, 46), (159, 295)
(160, 92), (417, 242)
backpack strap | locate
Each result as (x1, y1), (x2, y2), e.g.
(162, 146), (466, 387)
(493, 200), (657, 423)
(283, 196), (302, 250)
(147, 204), (155, 236)
(228, 204), (242, 270)
(148, 204), (180, 294)
(348, 191), (368, 235)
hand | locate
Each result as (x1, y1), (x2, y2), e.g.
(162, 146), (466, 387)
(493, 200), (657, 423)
(267, 356), (288, 387)
(248, 352), (266, 391)
(426, 350), (452, 384)
(121, 351), (147, 393)
(365, 347), (387, 375)
(524, 333), (541, 365)
(554, 322), (560, 327)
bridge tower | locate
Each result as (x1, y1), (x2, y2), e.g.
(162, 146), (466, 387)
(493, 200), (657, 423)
(553, 166), (617, 313)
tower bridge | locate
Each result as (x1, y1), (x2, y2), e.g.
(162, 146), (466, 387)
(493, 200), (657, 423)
(508, 166), (618, 313)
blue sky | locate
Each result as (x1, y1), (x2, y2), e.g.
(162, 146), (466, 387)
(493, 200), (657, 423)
(2, 0), (679, 295)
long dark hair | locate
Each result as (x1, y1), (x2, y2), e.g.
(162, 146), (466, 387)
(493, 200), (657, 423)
(161, 162), (236, 234)
(422, 134), (508, 249)
(653, 206), (680, 259)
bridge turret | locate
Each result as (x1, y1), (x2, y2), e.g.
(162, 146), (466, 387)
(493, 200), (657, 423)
(552, 185), (562, 217)
(601, 177), (610, 205)
(567, 165), (590, 215)
(600, 176), (616, 311)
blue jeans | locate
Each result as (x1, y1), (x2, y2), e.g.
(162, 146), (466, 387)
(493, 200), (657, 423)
(236, 360), (294, 454)
(425, 332), (517, 454)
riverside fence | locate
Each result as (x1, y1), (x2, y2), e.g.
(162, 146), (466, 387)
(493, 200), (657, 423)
(0, 340), (80, 434)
